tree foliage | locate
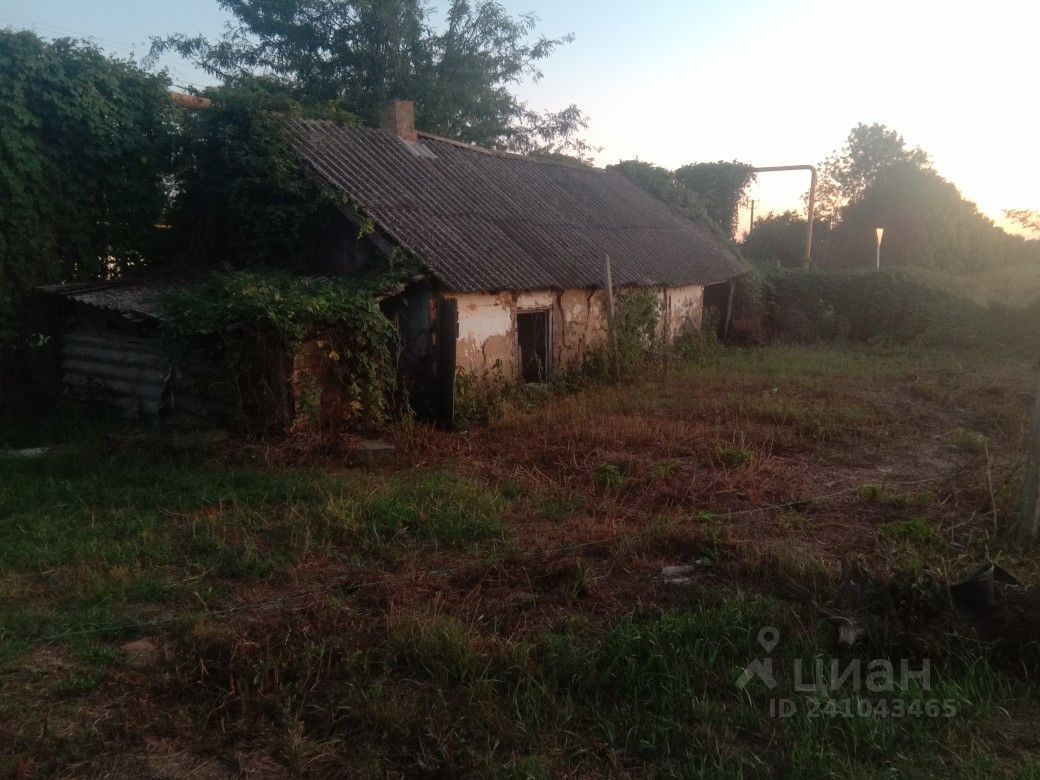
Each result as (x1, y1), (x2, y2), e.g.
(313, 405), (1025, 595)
(607, 160), (707, 224)
(167, 83), (357, 269)
(152, 0), (589, 155)
(609, 159), (754, 237)
(1005, 209), (1040, 238)
(0, 30), (177, 340)
(827, 161), (1037, 270)
(815, 123), (1039, 270)
(815, 123), (930, 223)
(675, 162), (755, 237)
(742, 211), (829, 269)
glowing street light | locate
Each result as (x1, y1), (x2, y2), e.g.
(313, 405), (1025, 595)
(875, 227), (884, 270)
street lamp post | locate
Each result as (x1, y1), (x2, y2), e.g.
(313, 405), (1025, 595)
(875, 228), (884, 270)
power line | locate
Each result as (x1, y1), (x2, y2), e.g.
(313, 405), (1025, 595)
(0, 9), (196, 85)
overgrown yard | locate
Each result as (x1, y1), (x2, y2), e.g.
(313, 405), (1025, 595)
(3, 344), (1040, 777)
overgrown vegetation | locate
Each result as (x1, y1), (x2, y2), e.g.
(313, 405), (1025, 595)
(2, 342), (1038, 775)
(729, 267), (1039, 356)
(152, 0), (592, 156)
(745, 123), (1040, 272)
(608, 159), (755, 238)
(167, 86), (360, 270)
(159, 270), (409, 432)
(0, 30), (177, 343)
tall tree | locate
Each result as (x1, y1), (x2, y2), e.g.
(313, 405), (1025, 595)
(827, 161), (1038, 270)
(815, 123), (930, 223)
(0, 30), (177, 342)
(153, 0), (588, 154)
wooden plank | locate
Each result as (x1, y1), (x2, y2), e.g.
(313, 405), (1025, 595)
(62, 359), (168, 383)
(63, 372), (167, 401)
(64, 341), (165, 368)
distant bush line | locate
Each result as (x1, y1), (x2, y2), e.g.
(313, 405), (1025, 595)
(734, 269), (1038, 355)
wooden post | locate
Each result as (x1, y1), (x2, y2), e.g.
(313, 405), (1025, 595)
(603, 255), (617, 379)
(1017, 377), (1040, 540)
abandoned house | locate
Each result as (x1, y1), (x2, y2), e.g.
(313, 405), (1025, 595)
(39, 100), (746, 427)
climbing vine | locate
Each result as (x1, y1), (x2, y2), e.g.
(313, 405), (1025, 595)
(167, 83), (362, 271)
(0, 30), (177, 343)
(159, 267), (415, 433)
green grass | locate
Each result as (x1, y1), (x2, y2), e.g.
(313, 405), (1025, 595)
(1, 341), (1037, 776)
(0, 439), (509, 666)
(188, 594), (1035, 777)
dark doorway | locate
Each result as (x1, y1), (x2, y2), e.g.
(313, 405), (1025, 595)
(434, 297), (458, 429)
(517, 310), (550, 382)
(703, 281), (733, 339)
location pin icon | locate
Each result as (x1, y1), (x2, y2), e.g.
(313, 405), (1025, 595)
(758, 626), (780, 653)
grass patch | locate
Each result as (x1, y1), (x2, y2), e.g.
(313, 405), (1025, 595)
(880, 516), (936, 543)
(712, 443), (755, 468)
(592, 462), (625, 489)
(360, 471), (506, 547)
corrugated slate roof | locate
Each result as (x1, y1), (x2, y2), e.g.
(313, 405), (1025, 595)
(37, 278), (179, 322)
(284, 119), (747, 292)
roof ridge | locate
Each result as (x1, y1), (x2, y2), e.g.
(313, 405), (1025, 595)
(416, 131), (601, 171)
(287, 117), (599, 172)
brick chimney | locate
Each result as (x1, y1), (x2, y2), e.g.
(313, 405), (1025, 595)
(380, 99), (418, 143)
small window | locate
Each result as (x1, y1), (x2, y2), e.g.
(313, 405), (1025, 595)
(517, 310), (550, 383)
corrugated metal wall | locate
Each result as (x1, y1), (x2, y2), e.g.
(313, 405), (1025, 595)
(62, 331), (170, 417)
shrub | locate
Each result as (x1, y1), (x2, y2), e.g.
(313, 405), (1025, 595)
(760, 268), (1032, 352)
(160, 270), (405, 434)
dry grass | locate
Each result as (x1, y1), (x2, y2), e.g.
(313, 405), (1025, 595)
(2, 343), (1039, 775)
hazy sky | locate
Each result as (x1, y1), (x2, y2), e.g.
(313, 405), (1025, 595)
(2, 0), (1037, 235)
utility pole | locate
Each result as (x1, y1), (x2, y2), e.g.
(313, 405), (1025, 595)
(748, 200), (756, 237)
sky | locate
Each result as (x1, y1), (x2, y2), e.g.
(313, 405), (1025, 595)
(2, 0), (1037, 237)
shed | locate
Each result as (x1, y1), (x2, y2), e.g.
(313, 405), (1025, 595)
(284, 101), (747, 420)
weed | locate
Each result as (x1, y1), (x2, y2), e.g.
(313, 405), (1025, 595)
(777, 510), (812, 529)
(647, 458), (682, 480)
(360, 472), (506, 548)
(879, 516), (936, 543)
(712, 443), (755, 468)
(592, 463), (625, 489)
(534, 493), (584, 521)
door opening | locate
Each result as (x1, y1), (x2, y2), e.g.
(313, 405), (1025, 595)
(517, 310), (550, 382)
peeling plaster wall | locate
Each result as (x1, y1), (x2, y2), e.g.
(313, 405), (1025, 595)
(449, 284), (705, 378)
(666, 284), (705, 340)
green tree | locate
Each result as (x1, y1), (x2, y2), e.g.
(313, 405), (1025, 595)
(0, 30), (177, 341)
(607, 160), (709, 225)
(152, 0), (588, 154)
(742, 211), (829, 269)
(816, 123), (930, 223)
(166, 84), (349, 270)
(827, 162), (1037, 270)
(674, 161), (755, 238)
